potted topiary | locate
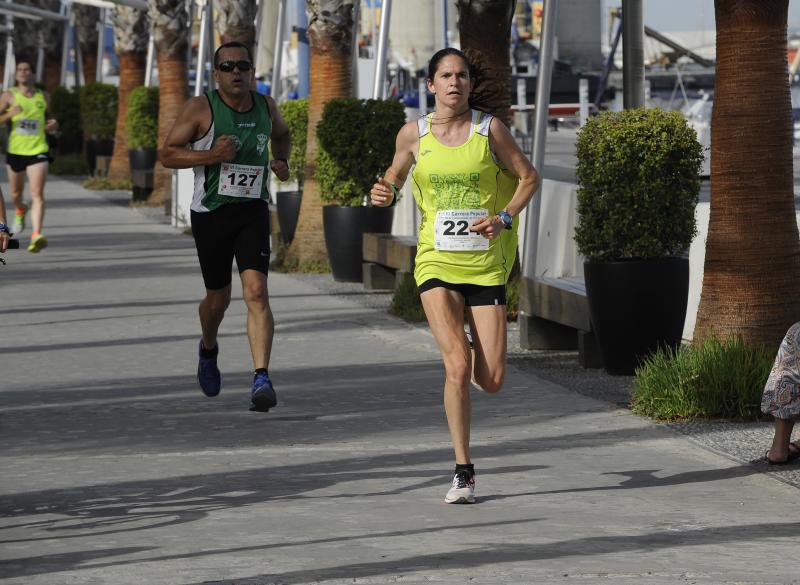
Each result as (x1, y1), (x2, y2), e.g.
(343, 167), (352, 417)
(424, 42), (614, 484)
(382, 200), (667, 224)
(125, 86), (159, 202)
(276, 98), (308, 244)
(80, 82), (118, 176)
(574, 107), (704, 375)
(316, 98), (406, 282)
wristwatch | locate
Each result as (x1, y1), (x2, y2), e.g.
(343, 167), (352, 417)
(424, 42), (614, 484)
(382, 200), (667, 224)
(496, 210), (513, 230)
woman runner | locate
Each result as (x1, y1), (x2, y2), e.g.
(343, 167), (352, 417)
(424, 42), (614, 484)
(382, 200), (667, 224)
(371, 48), (540, 503)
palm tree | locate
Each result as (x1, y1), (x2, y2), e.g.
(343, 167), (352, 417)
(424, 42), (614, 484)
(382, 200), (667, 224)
(456, 0), (515, 126)
(149, 0), (190, 205)
(694, 0), (800, 350)
(216, 0), (257, 54)
(287, 0), (356, 264)
(74, 2), (101, 83)
(11, 0), (62, 92)
(107, 6), (150, 182)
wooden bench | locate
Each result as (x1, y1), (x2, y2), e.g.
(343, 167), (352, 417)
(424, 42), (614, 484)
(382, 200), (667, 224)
(519, 274), (602, 368)
(362, 233), (417, 290)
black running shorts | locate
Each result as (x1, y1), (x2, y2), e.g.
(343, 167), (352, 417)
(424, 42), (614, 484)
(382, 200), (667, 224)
(6, 152), (52, 173)
(418, 278), (506, 307)
(190, 199), (271, 290)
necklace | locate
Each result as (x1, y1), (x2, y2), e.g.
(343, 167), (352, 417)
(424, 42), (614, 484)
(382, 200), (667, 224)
(429, 108), (471, 125)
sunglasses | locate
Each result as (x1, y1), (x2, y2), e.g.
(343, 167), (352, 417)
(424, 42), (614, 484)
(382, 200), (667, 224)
(217, 60), (252, 73)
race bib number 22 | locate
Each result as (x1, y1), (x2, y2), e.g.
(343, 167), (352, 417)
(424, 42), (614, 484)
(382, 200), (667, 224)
(434, 209), (489, 251)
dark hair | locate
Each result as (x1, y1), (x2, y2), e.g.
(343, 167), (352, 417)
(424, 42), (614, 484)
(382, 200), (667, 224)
(426, 48), (473, 82)
(214, 42), (253, 67)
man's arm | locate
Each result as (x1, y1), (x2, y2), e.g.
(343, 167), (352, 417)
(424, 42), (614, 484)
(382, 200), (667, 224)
(160, 96), (236, 169)
(0, 92), (20, 126)
(43, 92), (58, 134)
(266, 96), (291, 181)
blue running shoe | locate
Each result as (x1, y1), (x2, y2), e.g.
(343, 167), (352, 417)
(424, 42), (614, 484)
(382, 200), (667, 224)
(197, 341), (221, 397)
(250, 371), (277, 412)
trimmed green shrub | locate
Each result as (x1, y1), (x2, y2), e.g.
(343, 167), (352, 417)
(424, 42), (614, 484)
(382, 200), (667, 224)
(125, 86), (159, 149)
(50, 153), (89, 176)
(79, 82), (118, 140)
(574, 108), (703, 260)
(50, 86), (83, 154)
(505, 275), (520, 322)
(278, 98), (308, 184)
(632, 336), (774, 420)
(316, 98), (406, 206)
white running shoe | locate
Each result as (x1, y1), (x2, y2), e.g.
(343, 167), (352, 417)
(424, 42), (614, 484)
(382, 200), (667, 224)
(444, 469), (475, 504)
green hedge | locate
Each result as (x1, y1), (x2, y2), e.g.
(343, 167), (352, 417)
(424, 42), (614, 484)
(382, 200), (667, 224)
(125, 86), (158, 149)
(278, 98), (308, 184)
(574, 108), (703, 260)
(80, 82), (118, 140)
(50, 86), (83, 154)
(316, 98), (406, 207)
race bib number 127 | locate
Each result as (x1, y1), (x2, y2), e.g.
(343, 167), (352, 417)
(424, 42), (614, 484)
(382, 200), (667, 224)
(218, 162), (265, 198)
(434, 209), (489, 251)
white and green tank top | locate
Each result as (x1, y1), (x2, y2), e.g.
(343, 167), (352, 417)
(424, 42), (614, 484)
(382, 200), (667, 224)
(191, 90), (272, 212)
(8, 88), (48, 156)
(411, 109), (519, 287)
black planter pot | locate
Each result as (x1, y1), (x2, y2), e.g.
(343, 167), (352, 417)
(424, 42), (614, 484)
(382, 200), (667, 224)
(322, 205), (395, 282)
(85, 138), (114, 175)
(276, 190), (302, 245)
(129, 148), (157, 202)
(584, 257), (689, 375)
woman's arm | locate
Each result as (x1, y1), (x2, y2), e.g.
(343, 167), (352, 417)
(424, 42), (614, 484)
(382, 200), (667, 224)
(370, 121), (418, 207)
(471, 118), (540, 238)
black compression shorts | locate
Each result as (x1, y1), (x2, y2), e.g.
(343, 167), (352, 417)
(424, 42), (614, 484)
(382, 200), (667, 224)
(418, 278), (506, 307)
(190, 199), (271, 290)
(6, 152), (52, 173)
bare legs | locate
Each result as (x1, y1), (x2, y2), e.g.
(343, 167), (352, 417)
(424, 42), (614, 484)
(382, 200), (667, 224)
(240, 269), (273, 370)
(198, 269), (273, 370)
(421, 288), (507, 465)
(767, 417), (798, 463)
(6, 162), (47, 235)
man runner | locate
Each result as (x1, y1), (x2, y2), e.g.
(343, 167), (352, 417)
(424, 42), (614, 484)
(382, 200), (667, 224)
(0, 61), (58, 252)
(160, 41), (291, 411)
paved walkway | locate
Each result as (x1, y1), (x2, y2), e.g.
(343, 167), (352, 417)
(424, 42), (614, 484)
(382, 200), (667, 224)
(1, 177), (798, 585)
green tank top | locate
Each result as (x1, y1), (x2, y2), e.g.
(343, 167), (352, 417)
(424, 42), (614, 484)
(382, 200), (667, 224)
(411, 110), (519, 287)
(8, 88), (48, 156)
(191, 90), (272, 212)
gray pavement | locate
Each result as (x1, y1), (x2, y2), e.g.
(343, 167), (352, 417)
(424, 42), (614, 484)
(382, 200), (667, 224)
(1, 177), (799, 585)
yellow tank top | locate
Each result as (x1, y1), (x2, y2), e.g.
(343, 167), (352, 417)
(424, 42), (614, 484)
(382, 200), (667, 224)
(8, 88), (49, 156)
(412, 110), (518, 287)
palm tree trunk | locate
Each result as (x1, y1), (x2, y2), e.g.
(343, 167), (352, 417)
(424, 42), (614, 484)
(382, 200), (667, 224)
(694, 0), (800, 350)
(149, 0), (190, 206)
(108, 6), (150, 182)
(456, 0), (514, 126)
(108, 53), (147, 181)
(287, 0), (356, 264)
(217, 0), (257, 55)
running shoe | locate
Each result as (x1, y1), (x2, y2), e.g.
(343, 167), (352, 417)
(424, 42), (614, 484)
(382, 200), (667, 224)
(197, 341), (221, 397)
(27, 234), (48, 253)
(250, 371), (277, 412)
(12, 204), (27, 236)
(444, 469), (476, 504)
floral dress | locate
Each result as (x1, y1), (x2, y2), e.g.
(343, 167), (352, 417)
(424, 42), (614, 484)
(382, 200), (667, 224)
(762, 322), (800, 420)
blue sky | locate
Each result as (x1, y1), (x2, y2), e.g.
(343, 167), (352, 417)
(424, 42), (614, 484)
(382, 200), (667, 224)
(603, 0), (800, 32)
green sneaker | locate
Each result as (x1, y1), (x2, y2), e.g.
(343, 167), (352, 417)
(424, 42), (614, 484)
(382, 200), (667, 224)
(12, 204), (27, 236)
(27, 234), (47, 253)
